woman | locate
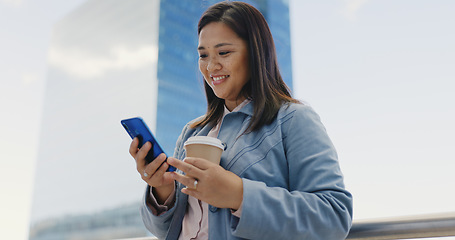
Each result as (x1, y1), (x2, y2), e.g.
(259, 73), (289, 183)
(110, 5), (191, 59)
(130, 2), (353, 239)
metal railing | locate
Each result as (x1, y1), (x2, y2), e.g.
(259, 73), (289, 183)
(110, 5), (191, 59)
(119, 212), (455, 240)
(115, 238), (157, 240)
(347, 212), (455, 239)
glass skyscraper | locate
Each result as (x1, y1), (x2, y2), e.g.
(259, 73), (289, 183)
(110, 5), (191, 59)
(30, 0), (293, 239)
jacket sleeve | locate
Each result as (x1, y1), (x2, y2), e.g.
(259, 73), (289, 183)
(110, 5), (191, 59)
(140, 121), (193, 239)
(231, 105), (353, 239)
(140, 185), (177, 239)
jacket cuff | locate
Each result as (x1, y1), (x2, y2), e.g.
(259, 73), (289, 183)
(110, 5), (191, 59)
(145, 185), (176, 216)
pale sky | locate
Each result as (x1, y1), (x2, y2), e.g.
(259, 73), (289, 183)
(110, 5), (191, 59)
(290, 0), (455, 221)
(1, 0), (454, 239)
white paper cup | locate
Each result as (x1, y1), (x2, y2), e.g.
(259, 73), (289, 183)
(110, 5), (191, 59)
(184, 136), (224, 164)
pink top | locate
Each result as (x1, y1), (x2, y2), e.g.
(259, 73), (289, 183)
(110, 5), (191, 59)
(148, 99), (250, 240)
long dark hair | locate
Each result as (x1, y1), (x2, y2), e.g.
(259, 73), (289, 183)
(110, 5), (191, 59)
(191, 1), (298, 132)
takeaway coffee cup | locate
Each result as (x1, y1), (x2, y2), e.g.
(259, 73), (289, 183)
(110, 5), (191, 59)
(184, 136), (224, 164)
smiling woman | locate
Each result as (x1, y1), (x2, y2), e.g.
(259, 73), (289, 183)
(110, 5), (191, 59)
(130, 1), (353, 240)
(191, 1), (299, 134)
(197, 21), (250, 111)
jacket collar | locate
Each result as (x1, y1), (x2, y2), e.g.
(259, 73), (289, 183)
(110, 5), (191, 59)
(235, 99), (254, 116)
(193, 100), (254, 137)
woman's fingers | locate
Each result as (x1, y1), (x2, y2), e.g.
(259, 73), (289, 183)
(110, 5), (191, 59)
(168, 158), (243, 209)
(167, 157), (208, 190)
(144, 153), (167, 178)
(167, 157), (211, 175)
(182, 157), (213, 170)
(129, 137), (140, 157)
(136, 142), (151, 162)
(170, 171), (198, 189)
(135, 142), (166, 179)
(134, 142), (151, 175)
(129, 139), (174, 190)
(166, 157), (218, 189)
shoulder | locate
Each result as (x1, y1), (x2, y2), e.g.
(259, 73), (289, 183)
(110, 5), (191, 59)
(173, 115), (205, 158)
(187, 115), (206, 128)
(278, 102), (321, 122)
(179, 115), (205, 136)
(278, 102), (326, 135)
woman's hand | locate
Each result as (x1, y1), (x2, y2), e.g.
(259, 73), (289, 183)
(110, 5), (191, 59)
(167, 157), (243, 210)
(129, 138), (174, 203)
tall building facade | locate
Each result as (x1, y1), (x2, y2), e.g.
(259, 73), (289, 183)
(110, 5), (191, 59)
(30, 0), (293, 239)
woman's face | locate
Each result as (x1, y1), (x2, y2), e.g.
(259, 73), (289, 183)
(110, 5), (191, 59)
(198, 22), (250, 111)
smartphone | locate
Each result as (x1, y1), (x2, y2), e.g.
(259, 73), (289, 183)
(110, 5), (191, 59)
(121, 117), (175, 172)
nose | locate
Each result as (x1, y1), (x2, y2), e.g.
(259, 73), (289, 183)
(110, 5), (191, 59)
(207, 56), (221, 72)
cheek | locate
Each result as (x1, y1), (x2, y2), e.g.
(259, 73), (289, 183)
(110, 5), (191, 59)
(232, 62), (248, 81)
(199, 61), (208, 76)
(199, 62), (210, 84)
(198, 60), (204, 72)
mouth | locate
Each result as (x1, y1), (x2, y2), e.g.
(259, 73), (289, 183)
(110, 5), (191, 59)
(211, 75), (229, 85)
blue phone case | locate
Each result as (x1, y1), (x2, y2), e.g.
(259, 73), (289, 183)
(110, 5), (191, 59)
(121, 117), (175, 172)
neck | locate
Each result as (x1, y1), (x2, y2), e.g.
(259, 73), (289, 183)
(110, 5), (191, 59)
(225, 96), (247, 112)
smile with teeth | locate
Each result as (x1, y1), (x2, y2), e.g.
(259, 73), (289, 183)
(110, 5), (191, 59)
(211, 75), (229, 85)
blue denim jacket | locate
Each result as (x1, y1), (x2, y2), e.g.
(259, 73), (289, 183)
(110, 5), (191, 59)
(141, 102), (353, 239)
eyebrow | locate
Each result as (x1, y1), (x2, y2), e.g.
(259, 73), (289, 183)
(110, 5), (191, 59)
(197, 42), (234, 51)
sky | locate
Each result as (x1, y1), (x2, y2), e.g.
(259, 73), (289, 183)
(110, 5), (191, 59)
(0, 0), (454, 239)
(291, 0), (455, 221)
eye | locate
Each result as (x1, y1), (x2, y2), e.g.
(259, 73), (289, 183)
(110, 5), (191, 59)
(219, 51), (230, 56)
(199, 53), (207, 59)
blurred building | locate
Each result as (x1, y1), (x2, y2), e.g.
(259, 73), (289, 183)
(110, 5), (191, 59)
(29, 202), (148, 240)
(29, 0), (293, 239)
